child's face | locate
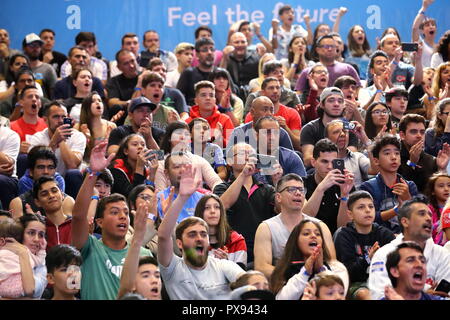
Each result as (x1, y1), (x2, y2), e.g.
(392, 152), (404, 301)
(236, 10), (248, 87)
(135, 263), (162, 300)
(349, 198), (375, 228)
(317, 284), (345, 300)
(374, 144), (400, 174)
(48, 264), (81, 297)
(433, 177), (450, 204)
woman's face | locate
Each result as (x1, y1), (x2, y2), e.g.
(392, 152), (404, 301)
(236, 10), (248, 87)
(423, 69), (435, 87)
(202, 198), (221, 227)
(290, 37), (306, 55)
(134, 188), (155, 211)
(297, 222), (323, 258)
(437, 103), (450, 126)
(74, 69), (93, 92)
(22, 221), (46, 255)
(370, 104), (389, 127)
(311, 66), (329, 89)
(433, 177), (450, 204)
(439, 66), (450, 88)
(247, 274), (269, 291)
(352, 25), (366, 45)
(10, 56), (28, 74)
(214, 76), (229, 92)
(90, 94), (104, 117)
(125, 135), (146, 161)
(316, 25), (330, 39)
(191, 121), (211, 143)
(170, 128), (191, 149)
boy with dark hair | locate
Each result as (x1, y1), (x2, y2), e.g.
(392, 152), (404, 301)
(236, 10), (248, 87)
(45, 244), (83, 300)
(385, 87), (409, 129)
(398, 113), (450, 192)
(302, 138), (355, 234)
(360, 135), (418, 234)
(333, 190), (395, 300)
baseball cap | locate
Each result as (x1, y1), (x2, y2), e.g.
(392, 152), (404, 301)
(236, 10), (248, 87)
(22, 33), (44, 47)
(320, 87), (344, 104)
(129, 96), (157, 113)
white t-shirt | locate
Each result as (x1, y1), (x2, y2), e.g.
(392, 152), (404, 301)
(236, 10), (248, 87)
(165, 69), (181, 88)
(159, 255), (245, 300)
(28, 128), (86, 176)
(0, 127), (20, 177)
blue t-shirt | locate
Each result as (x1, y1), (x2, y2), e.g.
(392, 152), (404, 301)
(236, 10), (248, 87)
(157, 188), (204, 223)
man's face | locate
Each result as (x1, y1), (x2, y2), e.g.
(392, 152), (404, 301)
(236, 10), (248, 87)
(30, 159), (56, 180)
(150, 64), (167, 82)
(24, 42), (42, 61)
(327, 122), (349, 150)
(280, 9), (295, 25)
(69, 48), (89, 69)
(332, 36), (344, 59)
(348, 198), (375, 228)
(135, 263), (162, 300)
(143, 81), (164, 104)
(96, 201), (130, 240)
(165, 157), (185, 188)
(197, 44), (215, 68)
(310, 66), (329, 89)
(267, 67), (284, 84)
(374, 144), (400, 173)
(144, 32), (159, 52)
(312, 151), (338, 180)
(40, 31), (55, 52)
(78, 40), (96, 56)
(0, 29), (10, 46)
(118, 52), (138, 78)
(178, 223), (209, 268)
(422, 21), (437, 38)
(276, 179), (306, 212)
(195, 87), (216, 112)
(94, 179), (111, 199)
(250, 99), (275, 122)
(257, 120), (280, 154)
(341, 83), (357, 100)
(130, 105), (152, 127)
(316, 38), (337, 61)
(381, 36), (400, 57)
(177, 49), (194, 68)
(403, 203), (433, 243)
(387, 95), (408, 116)
(46, 106), (67, 133)
(390, 247), (427, 294)
(20, 88), (41, 116)
(229, 143), (256, 172)
(197, 30), (211, 40)
(35, 181), (63, 213)
(262, 80), (281, 104)
(122, 36), (140, 56)
(16, 73), (35, 91)
(322, 94), (345, 118)
(400, 122), (426, 147)
(370, 55), (389, 76)
(230, 33), (248, 59)
(239, 24), (253, 43)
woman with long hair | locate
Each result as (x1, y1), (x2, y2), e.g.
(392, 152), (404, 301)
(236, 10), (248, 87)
(270, 219), (348, 300)
(424, 173), (450, 245)
(422, 62), (450, 120)
(431, 30), (450, 68)
(364, 102), (394, 140)
(345, 25), (371, 81)
(281, 35), (313, 90)
(425, 98), (450, 157)
(63, 67), (94, 123)
(194, 194), (247, 268)
(74, 91), (116, 161)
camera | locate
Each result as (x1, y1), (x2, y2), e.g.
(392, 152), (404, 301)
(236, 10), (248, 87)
(401, 42), (418, 52)
(146, 150), (165, 161)
(342, 120), (355, 131)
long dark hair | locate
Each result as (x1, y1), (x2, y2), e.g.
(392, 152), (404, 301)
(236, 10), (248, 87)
(287, 35), (309, 73)
(347, 25), (371, 57)
(160, 121), (190, 154)
(436, 30), (450, 63)
(364, 102), (393, 139)
(111, 133), (144, 174)
(269, 219), (331, 295)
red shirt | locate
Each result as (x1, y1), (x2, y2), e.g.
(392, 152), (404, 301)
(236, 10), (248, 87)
(245, 103), (302, 131)
(186, 105), (234, 147)
(10, 117), (47, 142)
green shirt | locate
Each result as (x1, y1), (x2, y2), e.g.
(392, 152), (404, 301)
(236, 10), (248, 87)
(153, 105), (174, 131)
(80, 235), (151, 300)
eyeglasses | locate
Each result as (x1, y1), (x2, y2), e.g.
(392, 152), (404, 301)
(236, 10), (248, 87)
(371, 110), (390, 116)
(278, 186), (306, 194)
(312, 70), (328, 75)
(318, 44), (336, 50)
(137, 194), (153, 201)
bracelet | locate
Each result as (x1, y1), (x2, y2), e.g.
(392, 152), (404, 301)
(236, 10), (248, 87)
(145, 180), (155, 187)
(420, 11), (426, 15)
(91, 195), (99, 201)
(86, 167), (101, 177)
(376, 89), (383, 94)
(407, 160), (417, 168)
(392, 61), (399, 65)
(291, 63), (298, 69)
(393, 206), (399, 214)
(340, 196), (348, 202)
(147, 213), (157, 222)
(134, 87), (142, 91)
(428, 96), (436, 101)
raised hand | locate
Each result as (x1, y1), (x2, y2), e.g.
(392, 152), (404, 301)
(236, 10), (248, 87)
(159, 186), (175, 216)
(111, 110), (125, 123)
(368, 241), (380, 260)
(301, 281), (317, 300)
(436, 143), (450, 170)
(89, 140), (116, 172)
(392, 178), (412, 205)
(178, 164), (202, 197)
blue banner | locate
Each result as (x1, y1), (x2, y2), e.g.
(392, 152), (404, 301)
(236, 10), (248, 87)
(1, 0), (449, 60)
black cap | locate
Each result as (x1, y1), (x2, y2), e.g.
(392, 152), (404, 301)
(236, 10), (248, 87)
(129, 96), (157, 113)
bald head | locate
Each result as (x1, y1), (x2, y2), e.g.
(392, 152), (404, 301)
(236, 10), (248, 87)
(230, 32), (248, 59)
(250, 96), (275, 123)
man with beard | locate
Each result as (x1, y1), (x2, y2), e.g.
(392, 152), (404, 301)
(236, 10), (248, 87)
(28, 101), (86, 198)
(177, 37), (217, 106)
(0, 28), (21, 76)
(156, 153), (204, 223)
(300, 87), (360, 168)
(22, 33), (57, 99)
(368, 195), (450, 300)
(140, 30), (177, 73)
(158, 163), (245, 300)
(71, 141), (152, 300)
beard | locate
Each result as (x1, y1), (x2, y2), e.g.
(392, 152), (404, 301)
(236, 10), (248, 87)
(183, 245), (208, 268)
